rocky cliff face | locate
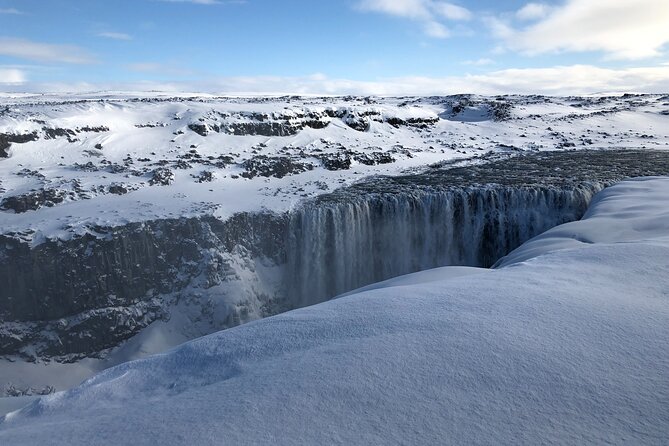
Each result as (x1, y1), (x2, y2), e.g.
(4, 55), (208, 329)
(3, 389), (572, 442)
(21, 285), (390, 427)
(2, 149), (669, 362)
(0, 213), (288, 359)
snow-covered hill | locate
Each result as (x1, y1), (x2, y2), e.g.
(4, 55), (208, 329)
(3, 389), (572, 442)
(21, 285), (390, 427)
(1, 93), (669, 395)
(1, 177), (667, 445)
(1, 93), (668, 239)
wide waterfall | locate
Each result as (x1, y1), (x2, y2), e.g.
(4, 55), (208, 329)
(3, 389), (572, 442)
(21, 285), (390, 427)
(287, 183), (602, 305)
(4, 149), (669, 360)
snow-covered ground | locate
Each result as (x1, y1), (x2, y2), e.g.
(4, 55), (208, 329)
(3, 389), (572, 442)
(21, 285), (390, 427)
(1, 177), (667, 444)
(1, 93), (668, 241)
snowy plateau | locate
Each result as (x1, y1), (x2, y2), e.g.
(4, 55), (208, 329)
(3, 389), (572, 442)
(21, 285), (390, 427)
(0, 93), (668, 444)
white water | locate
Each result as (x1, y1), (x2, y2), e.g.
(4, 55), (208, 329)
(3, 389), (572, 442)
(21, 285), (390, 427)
(288, 183), (603, 305)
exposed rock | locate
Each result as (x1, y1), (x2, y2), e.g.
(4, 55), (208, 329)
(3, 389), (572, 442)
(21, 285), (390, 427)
(226, 122), (303, 137)
(108, 184), (129, 195)
(320, 152), (352, 171)
(149, 168), (175, 186)
(0, 189), (67, 213)
(490, 99), (513, 121)
(173, 160), (192, 170)
(385, 116), (439, 128)
(195, 170), (214, 183)
(241, 155), (314, 179)
(188, 123), (211, 136)
(0, 132), (39, 158)
(342, 113), (370, 132)
(354, 151), (395, 166)
(77, 126), (109, 133)
(0, 213), (288, 358)
(43, 127), (77, 141)
(15, 168), (45, 179)
(2, 384), (55, 397)
(443, 96), (514, 122)
(73, 161), (99, 172)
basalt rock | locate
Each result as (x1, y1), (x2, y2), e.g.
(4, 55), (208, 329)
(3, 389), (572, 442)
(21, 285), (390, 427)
(240, 155), (314, 179)
(149, 168), (175, 186)
(0, 189), (68, 213)
(0, 132), (39, 158)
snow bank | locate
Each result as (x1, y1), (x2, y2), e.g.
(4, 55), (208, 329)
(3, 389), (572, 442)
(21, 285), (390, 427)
(1, 177), (668, 444)
(495, 176), (669, 267)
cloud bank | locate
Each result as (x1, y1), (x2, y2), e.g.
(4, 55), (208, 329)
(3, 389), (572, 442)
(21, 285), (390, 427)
(502, 0), (669, 60)
(0, 38), (96, 64)
(2, 65), (668, 95)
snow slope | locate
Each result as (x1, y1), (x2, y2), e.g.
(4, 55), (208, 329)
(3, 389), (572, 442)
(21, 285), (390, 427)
(1, 93), (668, 241)
(1, 177), (667, 445)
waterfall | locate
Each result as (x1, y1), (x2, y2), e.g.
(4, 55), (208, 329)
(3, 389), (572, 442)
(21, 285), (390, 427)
(287, 183), (603, 306)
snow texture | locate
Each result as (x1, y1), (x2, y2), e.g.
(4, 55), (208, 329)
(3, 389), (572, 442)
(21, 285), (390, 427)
(1, 93), (668, 241)
(1, 177), (667, 445)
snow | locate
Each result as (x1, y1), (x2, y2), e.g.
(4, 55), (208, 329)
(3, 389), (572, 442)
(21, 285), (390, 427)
(1, 93), (668, 242)
(495, 176), (669, 267)
(1, 177), (667, 444)
(0, 397), (39, 418)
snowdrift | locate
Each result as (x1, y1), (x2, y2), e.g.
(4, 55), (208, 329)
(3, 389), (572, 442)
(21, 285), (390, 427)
(1, 177), (668, 445)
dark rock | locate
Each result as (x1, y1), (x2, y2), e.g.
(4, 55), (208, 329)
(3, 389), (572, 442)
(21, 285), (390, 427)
(354, 151), (395, 166)
(0, 132), (39, 158)
(342, 114), (370, 132)
(73, 161), (99, 172)
(43, 127), (77, 140)
(188, 123), (210, 136)
(0, 212), (288, 358)
(0, 189), (67, 213)
(149, 168), (175, 186)
(78, 126), (109, 133)
(241, 155), (313, 179)
(173, 160), (192, 170)
(106, 163), (127, 174)
(490, 100), (513, 121)
(108, 184), (128, 195)
(195, 171), (214, 183)
(320, 152), (352, 171)
(226, 122), (301, 137)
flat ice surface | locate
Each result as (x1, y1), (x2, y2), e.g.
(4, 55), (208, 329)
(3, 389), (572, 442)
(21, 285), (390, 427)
(1, 177), (667, 444)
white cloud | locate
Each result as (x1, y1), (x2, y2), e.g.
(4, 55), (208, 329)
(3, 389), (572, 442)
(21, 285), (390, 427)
(484, 16), (513, 39)
(0, 8), (22, 14)
(516, 3), (552, 21)
(423, 21), (450, 39)
(4, 65), (668, 96)
(127, 62), (196, 76)
(0, 67), (26, 83)
(452, 65), (669, 95)
(504, 0), (669, 60)
(432, 2), (471, 21)
(199, 65), (669, 95)
(98, 32), (132, 41)
(462, 58), (494, 66)
(357, 0), (429, 20)
(0, 38), (96, 64)
(357, 0), (471, 38)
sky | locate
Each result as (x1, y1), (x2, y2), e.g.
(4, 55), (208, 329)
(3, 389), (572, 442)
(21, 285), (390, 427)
(0, 0), (668, 95)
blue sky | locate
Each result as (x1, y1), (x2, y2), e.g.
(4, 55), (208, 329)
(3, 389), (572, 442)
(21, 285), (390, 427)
(1, 0), (668, 94)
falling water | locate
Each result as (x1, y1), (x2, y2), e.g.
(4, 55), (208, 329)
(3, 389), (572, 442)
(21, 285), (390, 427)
(287, 183), (603, 306)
